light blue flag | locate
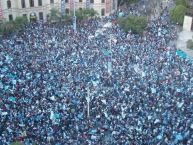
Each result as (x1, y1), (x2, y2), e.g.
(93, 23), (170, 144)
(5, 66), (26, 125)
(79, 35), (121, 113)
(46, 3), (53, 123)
(8, 96), (16, 102)
(102, 48), (110, 56)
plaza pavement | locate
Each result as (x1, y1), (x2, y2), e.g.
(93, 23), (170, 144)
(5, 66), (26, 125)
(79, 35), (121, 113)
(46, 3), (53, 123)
(176, 30), (193, 58)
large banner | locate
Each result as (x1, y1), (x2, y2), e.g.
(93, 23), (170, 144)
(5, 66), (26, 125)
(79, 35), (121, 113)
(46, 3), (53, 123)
(86, 0), (90, 9)
(183, 16), (193, 31)
(61, 0), (65, 16)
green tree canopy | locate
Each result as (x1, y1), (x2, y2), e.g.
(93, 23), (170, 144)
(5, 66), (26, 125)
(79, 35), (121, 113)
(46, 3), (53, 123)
(118, 14), (147, 34)
(187, 39), (193, 49)
(48, 8), (61, 22)
(169, 5), (187, 25)
(174, 0), (187, 7)
(86, 8), (98, 17)
(75, 8), (98, 22)
(14, 16), (28, 28)
(0, 16), (28, 35)
(118, 0), (139, 6)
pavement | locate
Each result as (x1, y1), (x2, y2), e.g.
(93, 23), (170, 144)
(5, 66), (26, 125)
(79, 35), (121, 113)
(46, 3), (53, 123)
(176, 30), (193, 58)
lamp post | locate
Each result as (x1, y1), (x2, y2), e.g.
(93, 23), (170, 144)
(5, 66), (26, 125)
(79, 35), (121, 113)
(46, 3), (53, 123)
(86, 88), (90, 118)
(73, 0), (77, 31)
(108, 35), (113, 75)
(61, 0), (65, 17)
(110, 35), (112, 64)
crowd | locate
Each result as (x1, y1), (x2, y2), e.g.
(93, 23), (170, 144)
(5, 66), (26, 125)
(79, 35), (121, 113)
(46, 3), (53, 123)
(0, 1), (193, 145)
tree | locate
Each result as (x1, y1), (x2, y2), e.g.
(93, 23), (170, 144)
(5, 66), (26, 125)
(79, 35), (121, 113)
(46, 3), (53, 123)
(14, 16), (28, 29)
(118, 17), (127, 30)
(48, 8), (61, 22)
(174, 0), (187, 6)
(187, 39), (193, 49)
(118, 0), (139, 5)
(0, 22), (14, 35)
(169, 5), (187, 25)
(61, 14), (71, 23)
(75, 8), (98, 22)
(0, 16), (28, 35)
(118, 15), (147, 34)
(75, 9), (85, 22)
(86, 8), (98, 17)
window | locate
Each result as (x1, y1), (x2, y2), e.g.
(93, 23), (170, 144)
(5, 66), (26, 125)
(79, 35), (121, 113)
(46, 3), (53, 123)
(30, 13), (37, 22)
(9, 14), (13, 21)
(39, 12), (43, 20)
(21, 0), (26, 8)
(79, 0), (82, 2)
(23, 14), (27, 17)
(101, 8), (105, 16)
(38, 0), (42, 6)
(50, 0), (54, 4)
(29, 0), (34, 7)
(112, 0), (115, 9)
(90, 0), (94, 3)
(65, 8), (69, 14)
(101, 0), (105, 3)
(7, 0), (11, 9)
(65, 0), (68, 3)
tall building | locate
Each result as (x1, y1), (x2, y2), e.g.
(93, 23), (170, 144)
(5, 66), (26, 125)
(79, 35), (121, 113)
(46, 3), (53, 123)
(0, 0), (3, 20)
(0, 0), (117, 21)
(185, 0), (193, 17)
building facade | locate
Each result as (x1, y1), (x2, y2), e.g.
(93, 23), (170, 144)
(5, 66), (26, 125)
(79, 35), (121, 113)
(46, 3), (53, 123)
(0, 0), (117, 21)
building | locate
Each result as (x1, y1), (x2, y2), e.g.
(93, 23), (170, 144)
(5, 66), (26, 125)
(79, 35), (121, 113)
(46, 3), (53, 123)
(186, 0), (193, 7)
(0, 0), (117, 21)
(186, 0), (193, 16)
(183, 0), (193, 30)
(0, 0), (3, 20)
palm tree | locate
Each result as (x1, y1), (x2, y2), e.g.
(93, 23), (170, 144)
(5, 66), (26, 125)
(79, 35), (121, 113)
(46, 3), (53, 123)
(75, 8), (98, 22)
(49, 8), (61, 22)
(88, 8), (98, 18)
(14, 16), (28, 29)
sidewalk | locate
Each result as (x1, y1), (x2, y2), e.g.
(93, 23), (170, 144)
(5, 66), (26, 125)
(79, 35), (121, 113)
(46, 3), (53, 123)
(176, 30), (193, 58)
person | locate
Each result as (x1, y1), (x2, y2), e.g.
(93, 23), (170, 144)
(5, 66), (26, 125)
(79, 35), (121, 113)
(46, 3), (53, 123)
(0, 1), (193, 144)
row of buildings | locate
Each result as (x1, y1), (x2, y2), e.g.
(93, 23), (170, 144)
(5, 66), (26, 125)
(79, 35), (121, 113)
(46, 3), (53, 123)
(0, 0), (117, 22)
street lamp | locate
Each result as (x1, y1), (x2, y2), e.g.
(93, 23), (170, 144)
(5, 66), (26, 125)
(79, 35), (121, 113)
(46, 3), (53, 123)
(86, 88), (90, 118)
(110, 35), (112, 64)
(107, 35), (113, 75)
(73, 0), (77, 31)
(61, 0), (65, 17)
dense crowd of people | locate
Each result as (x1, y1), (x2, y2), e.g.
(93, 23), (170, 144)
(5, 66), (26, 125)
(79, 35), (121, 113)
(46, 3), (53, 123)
(0, 1), (193, 144)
